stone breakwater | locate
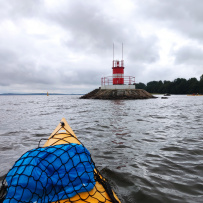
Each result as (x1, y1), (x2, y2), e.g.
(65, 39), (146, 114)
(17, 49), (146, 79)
(80, 88), (156, 100)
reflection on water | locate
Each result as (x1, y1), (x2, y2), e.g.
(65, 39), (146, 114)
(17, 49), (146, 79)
(0, 95), (203, 203)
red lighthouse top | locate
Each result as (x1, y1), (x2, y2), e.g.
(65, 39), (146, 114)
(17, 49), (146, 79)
(112, 60), (124, 85)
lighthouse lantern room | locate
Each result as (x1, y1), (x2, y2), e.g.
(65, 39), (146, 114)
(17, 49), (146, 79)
(101, 44), (135, 90)
(112, 59), (124, 85)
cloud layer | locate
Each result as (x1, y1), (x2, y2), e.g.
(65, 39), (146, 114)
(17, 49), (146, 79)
(0, 0), (203, 93)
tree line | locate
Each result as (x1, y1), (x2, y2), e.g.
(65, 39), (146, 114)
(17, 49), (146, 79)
(136, 74), (203, 94)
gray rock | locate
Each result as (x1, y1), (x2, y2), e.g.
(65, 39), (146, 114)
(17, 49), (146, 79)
(80, 89), (157, 100)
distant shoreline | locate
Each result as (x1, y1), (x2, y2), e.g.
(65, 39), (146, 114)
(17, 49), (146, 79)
(0, 93), (84, 96)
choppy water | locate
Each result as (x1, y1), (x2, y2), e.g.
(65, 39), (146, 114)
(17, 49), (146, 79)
(0, 95), (203, 203)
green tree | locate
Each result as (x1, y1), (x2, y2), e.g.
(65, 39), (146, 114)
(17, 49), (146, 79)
(199, 74), (203, 93)
(136, 82), (146, 90)
(200, 74), (203, 81)
(175, 78), (188, 94)
(141, 74), (203, 94)
(146, 81), (162, 93)
(162, 80), (172, 94)
(187, 78), (199, 94)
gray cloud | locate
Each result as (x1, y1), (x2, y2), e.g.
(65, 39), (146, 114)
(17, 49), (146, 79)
(0, 0), (43, 20)
(174, 45), (203, 65)
(43, 1), (160, 61)
(126, 35), (159, 63)
(138, 0), (203, 41)
(0, 0), (202, 93)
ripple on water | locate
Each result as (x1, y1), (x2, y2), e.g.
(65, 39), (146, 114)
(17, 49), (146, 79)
(0, 95), (203, 202)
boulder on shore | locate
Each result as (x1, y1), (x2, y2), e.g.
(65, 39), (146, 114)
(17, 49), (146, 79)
(80, 88), (156, 100)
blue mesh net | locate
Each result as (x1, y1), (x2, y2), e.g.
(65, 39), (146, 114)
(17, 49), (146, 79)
(4, 144), (95, 203)
(0, 122), (120, 203)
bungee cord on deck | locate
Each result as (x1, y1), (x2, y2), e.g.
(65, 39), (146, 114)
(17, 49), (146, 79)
(0, 121), (120, 203)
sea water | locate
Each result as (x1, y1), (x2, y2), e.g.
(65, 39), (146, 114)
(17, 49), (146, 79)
(0, 95), (202, 203)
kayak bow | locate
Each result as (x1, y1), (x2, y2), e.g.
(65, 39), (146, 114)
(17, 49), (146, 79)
(1, 118), (121, 203)
(44, 118), (121, 203)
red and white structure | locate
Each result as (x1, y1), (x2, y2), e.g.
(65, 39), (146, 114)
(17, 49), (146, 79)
(101, 44), (135, 89)
(112, 59), (124, 85)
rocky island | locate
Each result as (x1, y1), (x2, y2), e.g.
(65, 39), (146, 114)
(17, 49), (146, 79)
(80, 88), (156, 100)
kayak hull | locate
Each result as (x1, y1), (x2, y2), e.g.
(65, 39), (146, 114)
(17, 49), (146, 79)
(44, 118), (120, 203)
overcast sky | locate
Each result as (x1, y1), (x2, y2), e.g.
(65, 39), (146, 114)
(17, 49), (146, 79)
(0, 0), (203, 94)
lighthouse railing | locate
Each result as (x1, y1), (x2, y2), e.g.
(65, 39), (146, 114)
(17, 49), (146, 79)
(101, 76), (135, 86)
